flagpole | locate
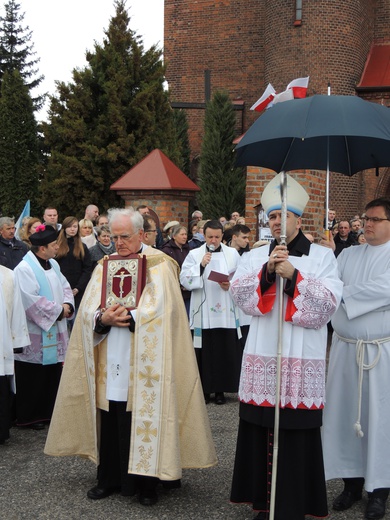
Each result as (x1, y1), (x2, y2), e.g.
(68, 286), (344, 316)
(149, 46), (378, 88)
(269, 171), (287, 520)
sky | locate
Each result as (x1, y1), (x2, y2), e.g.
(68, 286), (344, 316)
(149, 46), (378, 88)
(20, 0), (164, 119)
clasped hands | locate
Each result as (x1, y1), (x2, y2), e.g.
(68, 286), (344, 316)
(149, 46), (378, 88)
(267, 245), (295, 280)
(100, 303), (132, 328)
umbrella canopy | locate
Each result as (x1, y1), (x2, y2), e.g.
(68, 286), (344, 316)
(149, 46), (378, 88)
(236, 95), (390, 176)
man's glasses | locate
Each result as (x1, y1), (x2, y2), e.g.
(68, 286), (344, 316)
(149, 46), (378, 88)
(111, 231), (138, 241)
(145, 229), (157, 233)
(362, 216), (390, 224)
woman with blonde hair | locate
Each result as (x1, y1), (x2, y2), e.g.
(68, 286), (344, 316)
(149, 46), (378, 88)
(56, 217), (93, 311)
(79, 218), (96, 248)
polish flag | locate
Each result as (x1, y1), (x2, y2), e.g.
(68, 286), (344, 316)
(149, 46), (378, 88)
(286, 76), (309, 98)
(271, 88), (294, 106)
(250, 83), (276, 112)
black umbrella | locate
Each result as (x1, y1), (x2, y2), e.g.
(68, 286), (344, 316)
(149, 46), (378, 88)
(236, 94), (390, 176)
(235, 94), (390, 520)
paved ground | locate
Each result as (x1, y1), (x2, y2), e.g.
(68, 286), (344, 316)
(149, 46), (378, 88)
(0, 394), (388, 520)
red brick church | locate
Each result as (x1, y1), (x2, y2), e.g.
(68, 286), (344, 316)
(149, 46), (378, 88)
(164, 0), (390, 237)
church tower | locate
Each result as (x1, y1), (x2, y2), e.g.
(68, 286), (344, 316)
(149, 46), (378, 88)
(164, 0), (390, 233)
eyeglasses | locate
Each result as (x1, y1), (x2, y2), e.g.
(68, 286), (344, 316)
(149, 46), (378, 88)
(145, 229), (157, 233)
(111, 232), (138, 241)
(362, 216), (390, 224)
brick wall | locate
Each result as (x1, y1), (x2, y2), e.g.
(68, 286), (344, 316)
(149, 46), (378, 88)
(116, 190), (193, 230)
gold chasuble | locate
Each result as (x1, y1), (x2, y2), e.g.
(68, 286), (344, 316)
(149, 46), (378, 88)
(45, 247), (217, 480)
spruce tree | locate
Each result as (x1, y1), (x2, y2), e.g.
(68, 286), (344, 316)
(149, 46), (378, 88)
(39, 0), (179, 217)
(0, 0), (45, 109)
(0, 69), (39, 216)
(197, 91), (245, 219)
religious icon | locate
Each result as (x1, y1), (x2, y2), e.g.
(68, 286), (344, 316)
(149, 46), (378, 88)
(100, 254), (146, 310)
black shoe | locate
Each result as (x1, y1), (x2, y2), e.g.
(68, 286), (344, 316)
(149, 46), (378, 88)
(30, 422), (45, 430)
(365, 496), (387, 519)
(253, 512), (267, 520)
(333, 490), (362, 511)
(215, 392), (226, 405)
(204, 393), (211, 404)
(162, 479), (181, 490)
(87, 486), (118, 500)
(139, 489), (158, 506)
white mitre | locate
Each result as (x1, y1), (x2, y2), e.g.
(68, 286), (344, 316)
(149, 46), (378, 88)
(261, 173), (309, 216)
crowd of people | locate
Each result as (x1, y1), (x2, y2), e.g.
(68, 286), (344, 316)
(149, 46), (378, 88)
(0, 191), (389, 520)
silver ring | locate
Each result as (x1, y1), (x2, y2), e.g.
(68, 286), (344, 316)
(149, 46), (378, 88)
(273, 253), (278, 258)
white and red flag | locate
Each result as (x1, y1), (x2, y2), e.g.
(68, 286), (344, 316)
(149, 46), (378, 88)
(250, 83), (276, 112)
(271, 88), (294, 106)
(286, 76), (309, 98)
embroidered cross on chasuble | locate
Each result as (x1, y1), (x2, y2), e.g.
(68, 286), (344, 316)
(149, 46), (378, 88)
(100, 254), (147, 311)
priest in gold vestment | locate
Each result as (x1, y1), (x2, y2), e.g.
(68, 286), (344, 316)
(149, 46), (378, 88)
(45, 208), (216, 506)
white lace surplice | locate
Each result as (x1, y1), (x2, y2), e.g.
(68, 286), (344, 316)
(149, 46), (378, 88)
(230, 244), (342, 410)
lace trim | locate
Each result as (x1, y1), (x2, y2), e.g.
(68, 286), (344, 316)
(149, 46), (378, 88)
(292, 277), (336, 329)
(239, 353), (325, 409)
(230, 271), (262, 316)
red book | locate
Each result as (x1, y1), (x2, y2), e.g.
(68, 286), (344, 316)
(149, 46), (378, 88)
(100, 254), (146, 311)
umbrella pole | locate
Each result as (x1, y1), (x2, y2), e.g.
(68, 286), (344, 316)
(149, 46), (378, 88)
(325, 137), (330, 240)
(269, 171), (287, 520)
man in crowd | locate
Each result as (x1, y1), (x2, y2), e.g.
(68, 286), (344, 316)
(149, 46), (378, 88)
(180, 220), (243, 405)
(230, 224), (251, 255)
(334, 219), (357, 256)
(43, 207), (61, 231)
(96, 214), (109, 227)
(137, 205), (164, 248)
(45, 208), (216, 507)
(84, 204), (99, 225)
(350, 217), (362, 243)
(0, 265), (30, 444)
(142, 215), (158, 247)
(323, 197), (390, 520)
(324, 208), (337, 230)
(14, 225), (74, 430)
(0, 217), (28, 269)
(191, 210), (203, 222)
(229, 173), (342, 520)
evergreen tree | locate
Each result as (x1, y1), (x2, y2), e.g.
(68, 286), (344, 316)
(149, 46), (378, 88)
(173, 109), (192, 179)
(197, 91), (245, 219)
(0, 0), (45, 109)
(0, 69), (39, 216)
(39, 0), (180, 217)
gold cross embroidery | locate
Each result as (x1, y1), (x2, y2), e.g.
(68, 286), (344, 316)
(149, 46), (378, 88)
(47, 332), (54, 340)
(136, 420), (158, 442)
(139, 365), (160, 388)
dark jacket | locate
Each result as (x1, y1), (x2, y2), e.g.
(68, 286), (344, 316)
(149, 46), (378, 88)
(57, 238), (93, 307)
(161, 238), (191, 301)
(161, 238), (190, 269)
(0, 236), (28, 269)
(333, 232), (357, 258)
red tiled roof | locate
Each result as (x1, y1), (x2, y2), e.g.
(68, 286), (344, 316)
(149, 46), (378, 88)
(110, 149), (200, 191)
(357, 43), (390, 88)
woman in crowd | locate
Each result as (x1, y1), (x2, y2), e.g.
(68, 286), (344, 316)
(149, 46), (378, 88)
(19, 218), (42, 248)
(89, 225), (115, 267)
(79, 218), (96, 248)
(56, 217), (93, 312)
(162, 225), (191, 315)
(188, 220), (207, 250)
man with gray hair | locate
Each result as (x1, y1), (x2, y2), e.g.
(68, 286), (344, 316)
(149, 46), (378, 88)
(45, 207), (216, 507)
(0, 217), (28, 269)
